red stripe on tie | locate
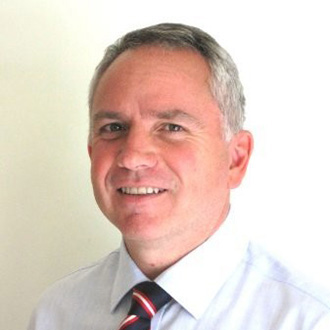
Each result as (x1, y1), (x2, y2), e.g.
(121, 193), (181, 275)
(133, 289), (157, 318)
(118, 315), (139, 330)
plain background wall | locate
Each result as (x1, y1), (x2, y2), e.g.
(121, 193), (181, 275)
(1, 0), (330, 328)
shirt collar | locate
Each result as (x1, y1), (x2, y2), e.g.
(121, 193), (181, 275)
(110, 242), (149, 312)
(155, 210), (249, 319)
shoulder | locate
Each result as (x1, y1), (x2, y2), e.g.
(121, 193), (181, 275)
(29, 249), (120, 321)
(242, 242), (330, 314)
(45, 248), (120, 295)
(216, 242), (330, 329)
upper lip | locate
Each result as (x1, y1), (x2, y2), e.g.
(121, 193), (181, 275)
(111, 174), (172, 192)
(113, 179), (169, 190)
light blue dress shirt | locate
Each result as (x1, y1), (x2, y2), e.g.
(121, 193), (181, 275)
(28, 215), (330, 330)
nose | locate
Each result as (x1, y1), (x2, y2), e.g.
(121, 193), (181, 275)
(116, 128), (158, 171)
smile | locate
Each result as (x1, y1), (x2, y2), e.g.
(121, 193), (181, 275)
(118, 187), (166, 195)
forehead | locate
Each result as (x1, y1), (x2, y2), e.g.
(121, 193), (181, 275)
(106, 45), (211, 82)
(91, 46), (222, 128)
(93, 47), (213, 101)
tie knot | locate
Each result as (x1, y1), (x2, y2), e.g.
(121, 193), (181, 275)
(118, 282), (171, 330)
(129, 281), (172, 319)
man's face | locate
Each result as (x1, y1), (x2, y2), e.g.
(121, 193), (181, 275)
(89, 46), (249, 249)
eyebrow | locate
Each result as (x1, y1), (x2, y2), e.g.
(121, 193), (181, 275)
(155, 109), (200, 123)
(92, 111), (123, 122)
(92, 109), (204, 127)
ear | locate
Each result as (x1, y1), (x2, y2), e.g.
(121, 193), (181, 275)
(88, 144), (92, 159)
(228, 130), (253, 189)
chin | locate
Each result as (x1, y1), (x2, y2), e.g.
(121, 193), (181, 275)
(115, 215), (171, 242)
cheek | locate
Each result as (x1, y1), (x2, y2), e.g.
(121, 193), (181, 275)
(165, 144), (199, 175)
(171, 142), (230, 191)
(164, 144), (210, 199)
(90, 144), (116, 182)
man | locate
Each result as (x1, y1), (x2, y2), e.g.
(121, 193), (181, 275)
(28, 23), (330, 329)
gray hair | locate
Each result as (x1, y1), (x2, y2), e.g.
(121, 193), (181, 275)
(89, 23), (245, 137)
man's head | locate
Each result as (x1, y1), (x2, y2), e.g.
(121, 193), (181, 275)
(88, 23), (253, 256)
(89, 23), (245, 139)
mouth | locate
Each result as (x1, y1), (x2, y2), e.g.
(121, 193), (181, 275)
(118, 187), (166, 195)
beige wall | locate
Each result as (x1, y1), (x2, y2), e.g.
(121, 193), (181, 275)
(1, 1), (330, 329)
(1, 1), (121, 328)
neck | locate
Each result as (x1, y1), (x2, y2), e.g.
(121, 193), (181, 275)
(125, 237), (195, 279)
(124, 205), (230, 279)
(125, 241), (181, 279)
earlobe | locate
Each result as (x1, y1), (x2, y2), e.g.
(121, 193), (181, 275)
(228, 130), (253, 189)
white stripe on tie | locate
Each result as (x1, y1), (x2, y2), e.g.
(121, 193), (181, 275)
(133, 291), (156, 317)
(119, 314), (138, 329)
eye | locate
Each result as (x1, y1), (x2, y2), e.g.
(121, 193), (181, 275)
(100, 122), (127, 133)
(163, 123), (184, 132)
(96, 122), (128, 140)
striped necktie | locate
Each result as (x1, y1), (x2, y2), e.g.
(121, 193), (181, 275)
(118, 281), (172, 330)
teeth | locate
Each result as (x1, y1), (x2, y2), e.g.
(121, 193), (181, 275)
(138, 187), (147, 194)
(119, 187), (164, 195)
